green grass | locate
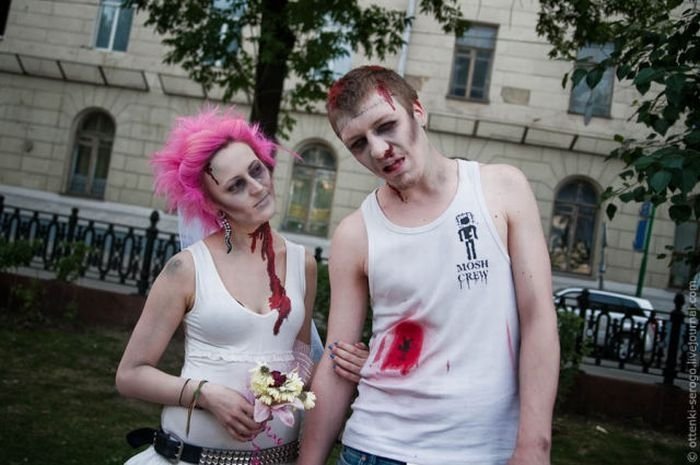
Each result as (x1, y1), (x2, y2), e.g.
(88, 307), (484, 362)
(0, 325), (688, 465)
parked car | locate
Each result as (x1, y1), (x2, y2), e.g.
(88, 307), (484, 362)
(553, 287), (660, 361)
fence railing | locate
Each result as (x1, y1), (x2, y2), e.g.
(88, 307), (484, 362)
(0, 195), (694, 385)
(555, 289), (691, 386)
(0, 195), (179, 295)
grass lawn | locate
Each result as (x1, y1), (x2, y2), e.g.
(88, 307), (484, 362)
(0, 325), (688, 465)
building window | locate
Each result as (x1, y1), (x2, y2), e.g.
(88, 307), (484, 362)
(94, 0), (134, 52)
(283, 144), (337, 237)
(0, 1), (11, 37)
(569, 43), (615, 118)
(448, 24), (497, 101)
(669, 216), (699, 288)
(67, 111), (115, 199)
(549, 179), (599, 275)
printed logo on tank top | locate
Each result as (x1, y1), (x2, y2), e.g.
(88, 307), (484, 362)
(455, 212), (489, 290)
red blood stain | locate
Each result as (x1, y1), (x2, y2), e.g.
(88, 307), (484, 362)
(376, 81), (395, 111)
(372, 337), (386, 365)
(379, 320), (424, 375)
(327, 80), (345, 110)
(388, 185), (405, 203)
(249, 222), (290, 335)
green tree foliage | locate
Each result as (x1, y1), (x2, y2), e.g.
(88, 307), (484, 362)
(536, 0), (700, 224)
(555, 310), (589, 407)
(127, 0), (466, 139)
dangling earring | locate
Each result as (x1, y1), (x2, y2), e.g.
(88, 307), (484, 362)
(219, 211), (232, 254)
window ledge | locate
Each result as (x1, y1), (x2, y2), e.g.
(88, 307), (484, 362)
(567, 110), (613, 120)
(445, 94), (490, 105)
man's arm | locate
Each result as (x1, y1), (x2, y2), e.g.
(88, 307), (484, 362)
(487, 164), (560, 465)
(298, 211), (369, 465)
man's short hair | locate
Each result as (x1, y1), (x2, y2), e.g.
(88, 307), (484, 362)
(326, 65), (418, 134)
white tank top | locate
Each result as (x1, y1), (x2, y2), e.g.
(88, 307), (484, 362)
(342, 160), (520, 465)
(160, 239), (307, 449)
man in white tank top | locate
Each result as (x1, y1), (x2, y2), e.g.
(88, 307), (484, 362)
(299, 66), (560, 465)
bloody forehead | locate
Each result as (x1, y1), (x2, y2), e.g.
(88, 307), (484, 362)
(375, 81), (395, 111)
(327, 80), (346, 111)
(327, 79), (395, 113)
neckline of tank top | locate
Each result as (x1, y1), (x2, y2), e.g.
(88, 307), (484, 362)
(371, 159), (469, 234)
(196, 239), (291, 318)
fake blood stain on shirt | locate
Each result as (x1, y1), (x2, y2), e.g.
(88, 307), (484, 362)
(373, 320), (424, 375)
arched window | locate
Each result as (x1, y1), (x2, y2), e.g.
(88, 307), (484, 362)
(283, 144), (337, 237)
(67, 111), (115, 199)
(549, 179), (599, 274)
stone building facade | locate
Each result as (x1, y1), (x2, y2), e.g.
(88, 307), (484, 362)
(0, 0), (693, 294)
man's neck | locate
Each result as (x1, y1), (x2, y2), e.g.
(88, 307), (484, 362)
(378, 155), (459, 227)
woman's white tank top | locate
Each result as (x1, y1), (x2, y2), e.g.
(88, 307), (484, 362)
(160, 239), (307, 450)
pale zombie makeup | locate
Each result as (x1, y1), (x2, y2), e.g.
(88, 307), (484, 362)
(204, 143), (275, 224)
(339, 91), (422, 202)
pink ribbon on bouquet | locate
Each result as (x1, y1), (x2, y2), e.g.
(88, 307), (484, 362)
(253, 398), (304, 427)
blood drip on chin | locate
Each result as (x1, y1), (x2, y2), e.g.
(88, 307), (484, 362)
(381, 146), (406, 202)
(249, 222), (291, 335)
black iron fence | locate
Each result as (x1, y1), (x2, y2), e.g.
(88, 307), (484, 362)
(0, 195), (695, 385)
(556, 289), (693, 386)
(0, 195), (179, 295)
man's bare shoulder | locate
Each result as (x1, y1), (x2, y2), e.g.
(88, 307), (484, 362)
(479, 162), (529, 192)
(330, 209), (367, 265)
(332, 209), (365, 244)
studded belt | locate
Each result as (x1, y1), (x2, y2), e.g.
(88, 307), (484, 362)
(126, 427), (299, 464)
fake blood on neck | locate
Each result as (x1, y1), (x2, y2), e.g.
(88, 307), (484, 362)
(249, 222), (291, 335)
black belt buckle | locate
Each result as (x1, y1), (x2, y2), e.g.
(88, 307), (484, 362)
(154, 429), (185, 463)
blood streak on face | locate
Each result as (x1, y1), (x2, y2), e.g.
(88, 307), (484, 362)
(375, 81), (396, 111)
(379, 320), (424, 375)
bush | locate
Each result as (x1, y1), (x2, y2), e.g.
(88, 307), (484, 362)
(312, 263), (372, 345)
(0, 239), (92, 327)
(0, 238), (38, 272)
(557, 309), (589, 407)
(53, 241), (92, 283)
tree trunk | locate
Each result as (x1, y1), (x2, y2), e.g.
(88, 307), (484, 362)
(250, 0), (296, 142)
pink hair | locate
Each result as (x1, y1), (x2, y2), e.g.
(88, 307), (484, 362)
(151, 107), (277, 232)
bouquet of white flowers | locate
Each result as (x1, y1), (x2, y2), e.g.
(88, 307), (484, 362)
(249, 363), (316, 427)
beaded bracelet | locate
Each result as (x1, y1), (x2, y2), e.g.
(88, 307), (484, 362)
(185, 379), (208, 436)
(177, 378), (191, 407)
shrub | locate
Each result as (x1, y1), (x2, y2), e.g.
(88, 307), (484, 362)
(0, 238), (38, 272)
(557, 309), (589, 407)
(313, 263), (372, 345)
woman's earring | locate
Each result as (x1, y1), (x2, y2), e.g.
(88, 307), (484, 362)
(219, 211), (232, 254)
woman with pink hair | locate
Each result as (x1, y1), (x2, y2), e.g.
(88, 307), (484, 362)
(116, 107), (367, 465)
